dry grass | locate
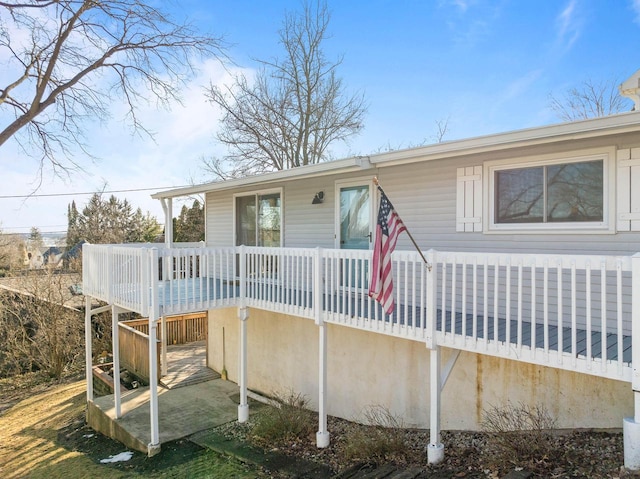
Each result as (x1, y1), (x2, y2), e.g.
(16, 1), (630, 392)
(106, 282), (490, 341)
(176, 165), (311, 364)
(250, 391), (316, 445)
(481, 401), (563, 475)
(0, 380), (126, 479)
(340, 405), (409, 465)
(0, 378), (262, 479)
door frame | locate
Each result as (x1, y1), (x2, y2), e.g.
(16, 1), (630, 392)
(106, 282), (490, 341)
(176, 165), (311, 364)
(334, 178), (376, 250)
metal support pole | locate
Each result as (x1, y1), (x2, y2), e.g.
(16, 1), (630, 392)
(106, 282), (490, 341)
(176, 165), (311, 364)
(427, 346), (444, 464)
(111, 305), (121, 419)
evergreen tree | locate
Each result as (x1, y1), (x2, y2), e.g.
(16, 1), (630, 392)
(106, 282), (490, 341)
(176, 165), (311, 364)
(66, 201), (80, 249)
(173, 200), (205, 242)
(67, 194), (161, 245)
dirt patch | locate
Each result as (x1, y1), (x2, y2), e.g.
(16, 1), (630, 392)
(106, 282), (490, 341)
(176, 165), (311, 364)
(57, 417), (207, 475)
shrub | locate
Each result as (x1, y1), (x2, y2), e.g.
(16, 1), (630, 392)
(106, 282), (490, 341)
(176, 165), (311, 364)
(250, 391), (316, 444)
(481, 401), (561, 474)
(341, 405), (407, 465)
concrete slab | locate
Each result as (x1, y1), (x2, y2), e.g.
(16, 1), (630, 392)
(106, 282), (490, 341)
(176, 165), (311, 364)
(90, 378), (241, 452)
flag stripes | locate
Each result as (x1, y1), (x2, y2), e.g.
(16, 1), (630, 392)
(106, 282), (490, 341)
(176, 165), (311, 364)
(368, 187), (407, 314)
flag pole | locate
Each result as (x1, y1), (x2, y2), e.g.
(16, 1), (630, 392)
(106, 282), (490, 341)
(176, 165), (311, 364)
(373, 176), (432, 271)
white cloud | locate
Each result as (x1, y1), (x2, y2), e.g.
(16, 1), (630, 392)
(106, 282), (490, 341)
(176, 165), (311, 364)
(502, 69), (544, 102)
(556, 0), (582, 51)
(632, 0), (640, 24)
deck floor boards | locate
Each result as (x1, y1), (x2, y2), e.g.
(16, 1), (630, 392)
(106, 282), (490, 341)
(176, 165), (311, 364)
(160, 340), (219, 390)
(156, 278), (632, 366)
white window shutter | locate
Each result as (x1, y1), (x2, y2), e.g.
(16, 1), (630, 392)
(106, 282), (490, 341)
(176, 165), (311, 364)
(617, 148), (640, 232)
(456, 166), (482, 232)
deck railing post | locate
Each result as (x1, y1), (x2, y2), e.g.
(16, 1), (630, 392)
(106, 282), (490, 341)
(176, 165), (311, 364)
(624, 253), (640, 469)
(314, 247), (330, 448)
(425, 249), (437, 349)
(111, 305), (122, 419)
(238, 245), (250, 423)
(148, 247), (161, 456)
(425, 249), (444, 464)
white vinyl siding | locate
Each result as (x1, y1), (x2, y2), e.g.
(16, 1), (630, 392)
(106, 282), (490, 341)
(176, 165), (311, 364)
(205, 142), (640, 256)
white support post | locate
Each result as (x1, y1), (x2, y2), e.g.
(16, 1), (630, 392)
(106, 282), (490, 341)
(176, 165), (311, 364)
(314, 247), (330, 448)
(238, 245), (249, 423)
(317, 322), (330, 448)
(238, 306), (249, 422)
(624, 253), (640, 469)
(162, 198), (173, 248)
(85, 297), (94, 402)
(428, 346), (445, 464)
(111, 305), (122, 418)
(161, 315), (168, 377)
(148, 315), (160, 455)
(148, 247), (161, 456)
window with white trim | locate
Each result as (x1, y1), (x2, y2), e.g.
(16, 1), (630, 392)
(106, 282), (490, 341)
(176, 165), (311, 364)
(495, 160), (603, 224)
(485, 150), (614, 233)
(235, 190), (282, 247)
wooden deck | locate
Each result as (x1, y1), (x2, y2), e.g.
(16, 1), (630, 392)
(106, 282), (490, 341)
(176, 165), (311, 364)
(160, 340), (220, 389)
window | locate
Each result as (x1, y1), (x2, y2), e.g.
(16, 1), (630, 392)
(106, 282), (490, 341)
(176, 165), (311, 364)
(486, 150), (614, 233)
(235, 190), (282, 247)
(495, 160), (604, 224)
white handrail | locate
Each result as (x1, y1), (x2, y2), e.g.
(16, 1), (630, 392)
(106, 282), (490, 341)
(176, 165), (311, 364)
(82, 244), (635, 382)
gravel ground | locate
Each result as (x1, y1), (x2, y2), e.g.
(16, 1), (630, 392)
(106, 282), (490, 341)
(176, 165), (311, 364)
(214, 412), (640, 478)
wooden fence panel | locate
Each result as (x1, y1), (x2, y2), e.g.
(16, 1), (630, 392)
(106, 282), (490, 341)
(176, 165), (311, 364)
(118, 323), (160, 384)
(123, 313), (207, 345)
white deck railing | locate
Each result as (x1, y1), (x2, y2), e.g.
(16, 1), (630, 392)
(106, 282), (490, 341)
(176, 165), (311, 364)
(83, 243), (637, 382)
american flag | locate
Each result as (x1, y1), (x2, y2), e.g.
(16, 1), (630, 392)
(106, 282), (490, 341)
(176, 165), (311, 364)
(369, 187), (407, 314)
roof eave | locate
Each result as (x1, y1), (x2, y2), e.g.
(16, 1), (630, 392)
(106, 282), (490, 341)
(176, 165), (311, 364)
(151, 156), (370, 200)
(369, 111), (640, 167)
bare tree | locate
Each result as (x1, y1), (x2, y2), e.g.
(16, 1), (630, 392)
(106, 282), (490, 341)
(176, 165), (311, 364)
(204, 1), (366, 179)
(0, 0), (225, 175)
(0, 268), (84, 378)
(548, 78), (632, 122)
(0, 230), (25, 274)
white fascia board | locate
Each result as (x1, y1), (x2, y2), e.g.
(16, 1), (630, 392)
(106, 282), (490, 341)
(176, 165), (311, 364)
(151, 156), (372, 200)
(369, 111), (640, 167)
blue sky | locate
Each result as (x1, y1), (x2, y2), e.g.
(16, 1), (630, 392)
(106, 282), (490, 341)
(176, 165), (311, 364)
(1, 0), (639, 236)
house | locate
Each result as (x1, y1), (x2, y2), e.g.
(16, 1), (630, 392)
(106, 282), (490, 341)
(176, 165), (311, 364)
(24, 245), (66, 269)
(82, 72), (640, 467)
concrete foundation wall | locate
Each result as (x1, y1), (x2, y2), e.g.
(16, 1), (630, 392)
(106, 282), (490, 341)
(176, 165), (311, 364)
(207, 307), (632, 430)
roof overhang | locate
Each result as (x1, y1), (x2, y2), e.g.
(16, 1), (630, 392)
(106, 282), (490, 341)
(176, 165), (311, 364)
(152, 111), (640, 200)
(151, 156), (373, 200)
(369, 111), (640, 167)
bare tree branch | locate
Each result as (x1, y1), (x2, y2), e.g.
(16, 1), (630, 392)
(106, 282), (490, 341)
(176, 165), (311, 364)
(204, 1), (366, 179)
(548, 78), (633, 122)
(0, 0), (226, 176)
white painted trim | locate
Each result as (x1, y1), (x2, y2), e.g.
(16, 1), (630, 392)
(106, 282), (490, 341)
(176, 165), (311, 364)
(483, 147), (616, 234)
(232, 187), (284, 247)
